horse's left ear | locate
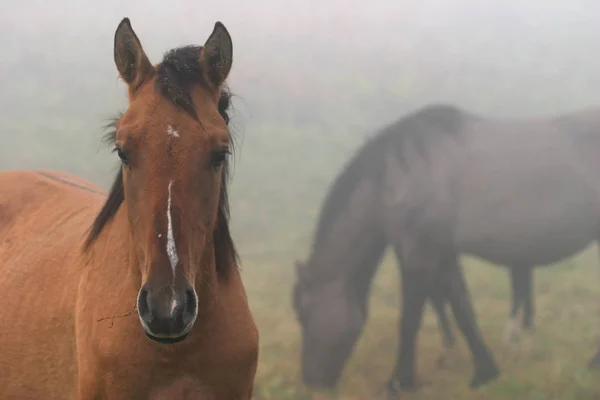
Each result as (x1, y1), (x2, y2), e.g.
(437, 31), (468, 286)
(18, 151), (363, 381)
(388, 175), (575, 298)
(199, 22), (233, 90)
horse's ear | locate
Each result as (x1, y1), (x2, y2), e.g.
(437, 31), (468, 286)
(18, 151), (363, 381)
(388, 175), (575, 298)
(113, 18), (153, 88)
(199, 22), (233, 90)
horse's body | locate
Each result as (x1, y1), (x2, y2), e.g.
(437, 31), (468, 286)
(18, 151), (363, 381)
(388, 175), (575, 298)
(0, 171), (257, 399)
(0, 171), (101, 399)
(293, 104), (600, 397)
(0, 18), (258, 399)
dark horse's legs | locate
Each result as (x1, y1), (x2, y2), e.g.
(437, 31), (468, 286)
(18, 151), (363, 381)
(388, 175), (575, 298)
(512, 266), (534, 329)
(387, 244), (498, 397)
(431, 288), (456, 349)
(521, 267), (534, 330)
(441, 255), (499, 388)
(386, 241), (439, 395)
(395, 251), (455, 353)
(504, 266), (534, 345)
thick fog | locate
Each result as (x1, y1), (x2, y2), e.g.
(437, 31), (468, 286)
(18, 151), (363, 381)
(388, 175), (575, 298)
(2, 1), (600, 398)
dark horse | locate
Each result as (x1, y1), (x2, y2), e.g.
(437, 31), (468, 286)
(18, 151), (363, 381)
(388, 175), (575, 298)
(0, 18), (258, 398)
(292, 104), (600, 397)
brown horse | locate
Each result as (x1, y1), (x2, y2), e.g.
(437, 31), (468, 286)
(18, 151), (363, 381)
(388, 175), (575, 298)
(0, 18), (258, 399)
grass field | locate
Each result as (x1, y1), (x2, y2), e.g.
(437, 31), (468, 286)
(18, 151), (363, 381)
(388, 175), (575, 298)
(239, 241), (600, 399)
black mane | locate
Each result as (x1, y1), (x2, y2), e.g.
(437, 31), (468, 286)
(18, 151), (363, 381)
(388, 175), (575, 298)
(156, 45), (212, 121)
(84, 45), (237, 279)
(311, 104), (464, 250)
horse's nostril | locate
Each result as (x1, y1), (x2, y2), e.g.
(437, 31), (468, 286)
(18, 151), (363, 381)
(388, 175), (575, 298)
(183, 288), (197, 324)
(137, 287), (152, 323)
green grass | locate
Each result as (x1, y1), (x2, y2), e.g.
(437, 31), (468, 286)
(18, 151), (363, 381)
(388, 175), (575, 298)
(240, 242), (600, 399)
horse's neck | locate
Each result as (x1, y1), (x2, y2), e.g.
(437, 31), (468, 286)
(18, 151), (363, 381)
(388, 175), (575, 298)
(347, 233), (387, 302)
(309, 206), (386, 300)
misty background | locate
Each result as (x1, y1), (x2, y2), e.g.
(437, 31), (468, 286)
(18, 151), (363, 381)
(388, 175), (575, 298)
(2, 0), (600, 398)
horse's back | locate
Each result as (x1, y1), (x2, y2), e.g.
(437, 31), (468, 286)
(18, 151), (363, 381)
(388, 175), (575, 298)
(0, 169), (105, 399)
(453, 115), (600, 265)
(0, 169), (104, 236)
(379, 107), (600, 266)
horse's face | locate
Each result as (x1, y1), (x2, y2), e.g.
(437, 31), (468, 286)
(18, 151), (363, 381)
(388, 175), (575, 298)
(112, 19), (233, 344)
(292, 260), (366, 389)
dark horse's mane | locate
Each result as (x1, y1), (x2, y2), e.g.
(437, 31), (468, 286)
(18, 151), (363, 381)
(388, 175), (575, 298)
(311, 104), (465, 251)
(83, 45), (237, 279)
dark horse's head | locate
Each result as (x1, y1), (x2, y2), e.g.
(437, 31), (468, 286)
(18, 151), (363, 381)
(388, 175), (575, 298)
(85, 18), (237, 344)
(292, 258), (367, 390)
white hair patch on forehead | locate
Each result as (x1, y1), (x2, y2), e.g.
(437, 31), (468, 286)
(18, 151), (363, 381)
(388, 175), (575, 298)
(167, 125), (180, 138)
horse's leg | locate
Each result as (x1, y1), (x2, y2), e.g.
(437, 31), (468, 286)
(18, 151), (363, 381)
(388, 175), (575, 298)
(386, 242), (437, 397)
(521, 266), (534, 331)
(503, 266), (524, 346)
(442, 255), (500, 389)
(430, 279), (455, 369)
(431, 287), (456, 349)
(395, 250), (454, 368)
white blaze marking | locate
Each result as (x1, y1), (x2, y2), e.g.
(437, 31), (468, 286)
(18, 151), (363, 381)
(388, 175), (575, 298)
(166, 180), (179, 275)
(167, 125), (180, 138)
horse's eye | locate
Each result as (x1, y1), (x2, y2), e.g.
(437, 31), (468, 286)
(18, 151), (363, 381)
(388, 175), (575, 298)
(211, 149), (229, 169)
(114, 148), (130, 165)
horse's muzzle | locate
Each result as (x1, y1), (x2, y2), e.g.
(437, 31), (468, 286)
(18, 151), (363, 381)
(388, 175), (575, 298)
(136, 284), (198, 344)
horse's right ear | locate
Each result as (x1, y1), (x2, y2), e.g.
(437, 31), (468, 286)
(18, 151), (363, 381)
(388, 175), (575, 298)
(114, 18), (154, 89)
